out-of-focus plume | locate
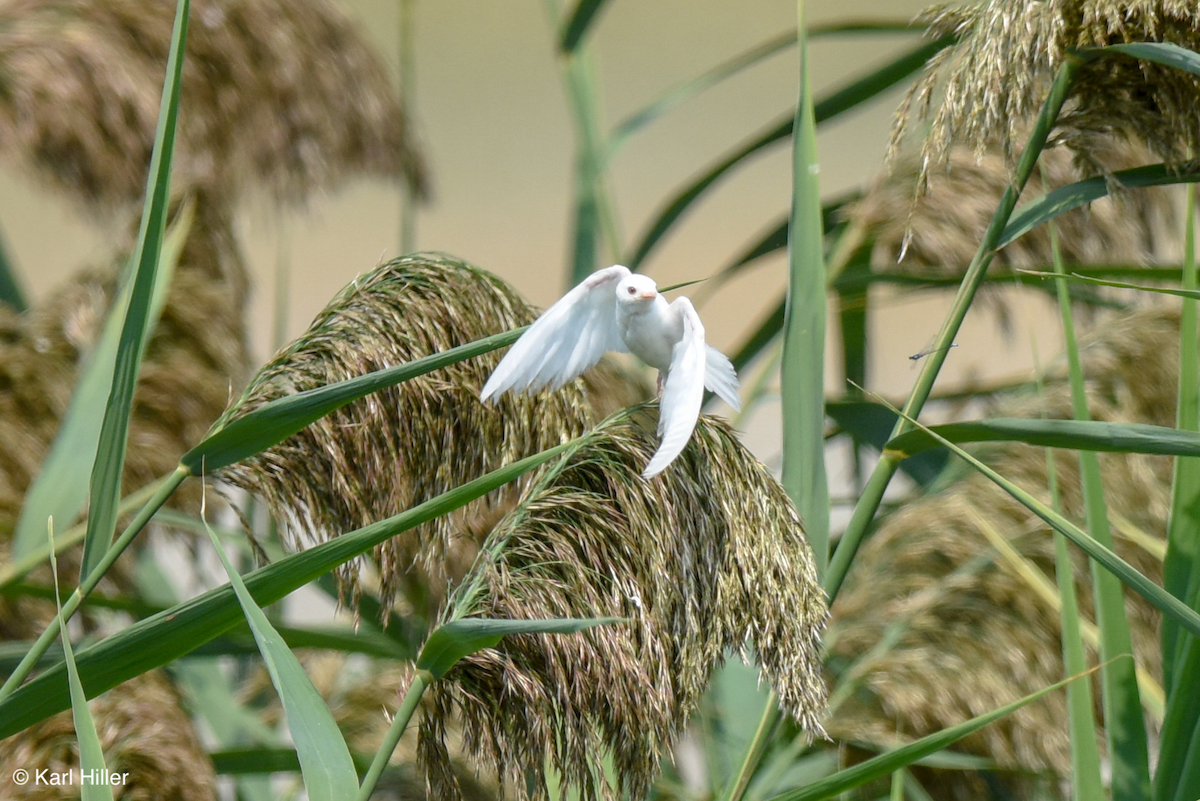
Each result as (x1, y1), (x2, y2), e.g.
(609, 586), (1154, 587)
(419, 411), (826, 801)
(216, 253), (650, 620)
(849, 137), (1178, 279)
(894, 0), (1200, 187)
(0, 671), (217, 800)
(0, 200), (249, 635)
(827, 307), (1178, 798)
(0, 0), (425, 209)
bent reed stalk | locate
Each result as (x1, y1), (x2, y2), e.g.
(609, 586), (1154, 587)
(722, 55), (1084, 801)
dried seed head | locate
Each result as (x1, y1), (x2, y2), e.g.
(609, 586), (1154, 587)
(895, 0), (1200, 188)
(216, 253), (648, 619)
(420, 410), (827, 801)
(827, 307), (1177, 796)
(851, 135), (1178, 276)
(0, 199), (249, 636)
(0, 0), (423, 209)
(0, 671), (216, 800)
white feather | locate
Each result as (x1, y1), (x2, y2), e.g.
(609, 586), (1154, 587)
(704, 346), (740, 411)
(480, 265), (630, 401)
(642, 298), (706, 478)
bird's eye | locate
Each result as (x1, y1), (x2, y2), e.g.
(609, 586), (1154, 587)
(627, 286), (636, 294)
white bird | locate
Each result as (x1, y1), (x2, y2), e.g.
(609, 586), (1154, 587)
(481, 265), (740, 478)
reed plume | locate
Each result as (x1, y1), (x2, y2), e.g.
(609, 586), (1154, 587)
(419, 411), (827, 801)
(850, 136), (1178, 279)
(0, 671), (217, 800)
(216, 253), (649, 620)
(827, 307), (1177, 798)
(0, 0), (423, 210)
(894, 0), (1200, 187)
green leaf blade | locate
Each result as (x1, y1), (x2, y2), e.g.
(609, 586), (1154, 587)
(14, 212), (190, 560)
(0, 441), (572, 738)
(79, 0), (190, 581)
(182, 327), (522, 473)
(781, 12), (829, 571)
(51, 528), (114, 801)
(417, 617), (624, 680)
(767, 669), (1095, 801)
(885, 418), (1200, 459)
(203, 520), (358, 800)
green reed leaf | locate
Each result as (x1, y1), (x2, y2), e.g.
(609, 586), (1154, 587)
(79, 0), (190, 581)
(626, 34), (954, 270)
(767, 667), (1099, 801)
(14, 210), (190, 559)
(885, 418), (1200, 459)
(204, 516), (359, 801)
(0, 441), (572, 738)
(418, 617), (624, 680)
(182, 327), (523, 474)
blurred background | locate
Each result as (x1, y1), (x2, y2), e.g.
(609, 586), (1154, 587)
(0, 0), (1069, 462)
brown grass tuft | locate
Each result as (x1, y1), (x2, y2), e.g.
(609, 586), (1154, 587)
(0, 198), (250, 636)
(216, 253), (649, 620)
(895, 0), (1200, 188)
(0, 0), (423, 209)
(827, 307), (1178, 798)
(850, 136), (1178, 279)
(0, 671), (216, 800)
(419, 410), (826, 801)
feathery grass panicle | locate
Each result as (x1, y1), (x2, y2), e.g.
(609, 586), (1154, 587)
(0, 0), (424, 209)
(215, 253), (647, 618)
(827, 308), (1179, 797)
(850, 137), (1178, 279)
(895, 0), (1200, 187)
(0, 671), (217, 800)
(0, 200), (249, 637)
(419, 411), (827, 801)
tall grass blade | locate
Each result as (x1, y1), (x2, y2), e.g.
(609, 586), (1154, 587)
(79, 0), (190, 581)
(881, 402), (1200, 643)
(559, 0), (610, 53)
(1052, 232), (1151, 800)
(1155, 182), (1200, 801)
(1094, 41), (1200, 78)
(626, 35), (954, 270)
(182, 327), (523, 473)
(49, 520), (114, 801)
(766, 666), (1101, 801)
(558, 31), (620, 285)
(1163, 185), (1199, 693)
(0, 442), (573, 737)
(1001, 164), (1200, 250)
(14, 210), (191, 559)
(203, 512), (359, 800)
(781, 6), (829, 570)
(1020, 270), (1200, 301)
(885, 418), (1200, 458)
(417, 617), (623, 680)
(1044, 225), (1104, 801)
(720, 14), (830, 801)
(609, 31), (797, 155)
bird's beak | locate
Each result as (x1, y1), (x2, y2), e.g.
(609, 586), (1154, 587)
(638, 291), (656, 300)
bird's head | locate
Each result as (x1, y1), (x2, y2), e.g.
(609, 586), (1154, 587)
(616, 274), (658, 306)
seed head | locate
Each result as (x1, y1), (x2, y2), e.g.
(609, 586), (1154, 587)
(420, 410), (827, 801)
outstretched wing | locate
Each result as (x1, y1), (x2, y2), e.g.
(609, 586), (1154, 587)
(643, 297), (706, 478)
(704, 346), (740, 411)
(481, 265), (630, 401)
